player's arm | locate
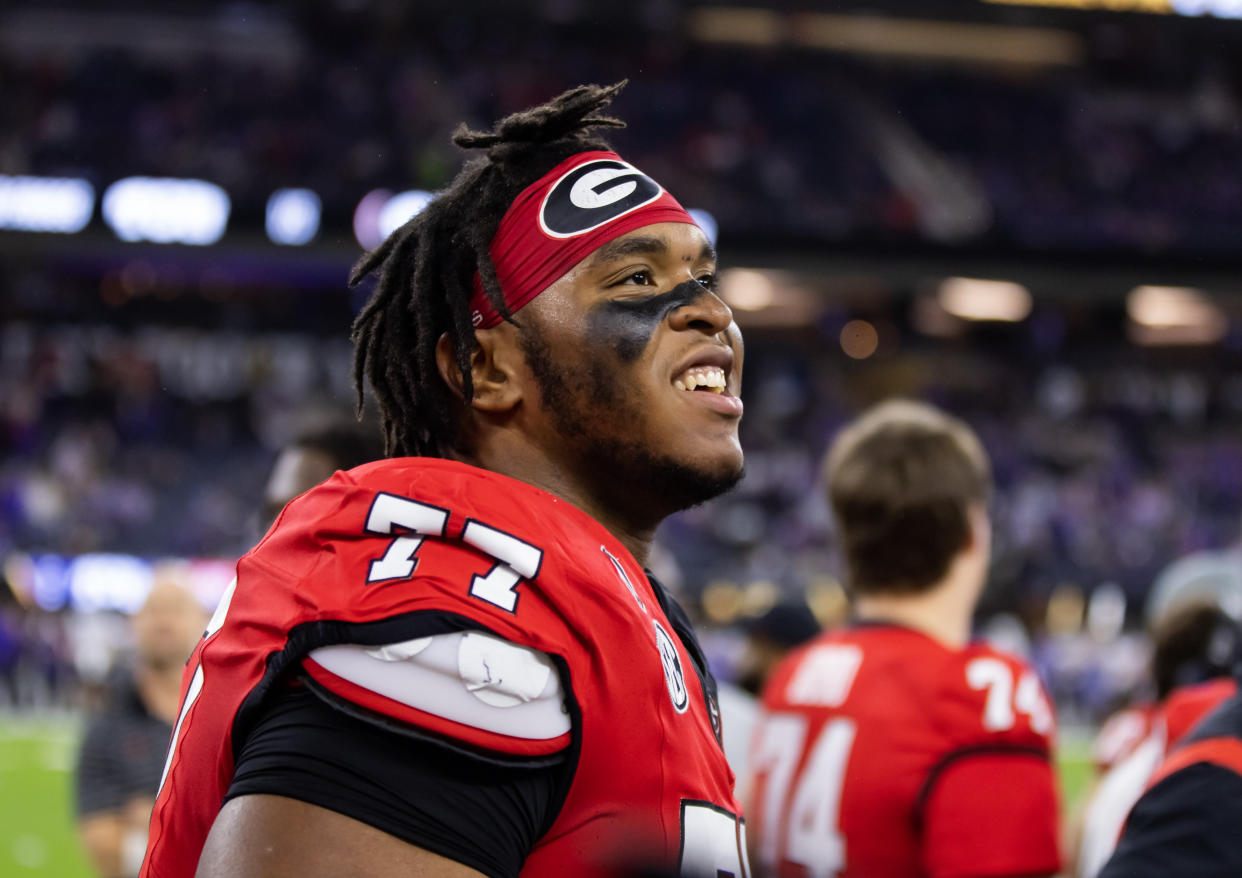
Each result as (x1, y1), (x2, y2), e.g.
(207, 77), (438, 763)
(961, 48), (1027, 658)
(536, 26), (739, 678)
(79, 811), (145, 878)
(75, 720), (152, 878)
(197, 628), (573, 878)
(919, 748), (1061, 878)
(196, 795), (486, 878)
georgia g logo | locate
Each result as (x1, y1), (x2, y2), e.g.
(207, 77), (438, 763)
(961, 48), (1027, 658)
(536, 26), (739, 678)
(539, 159), (663, 239)
(653, 620), (689, 714)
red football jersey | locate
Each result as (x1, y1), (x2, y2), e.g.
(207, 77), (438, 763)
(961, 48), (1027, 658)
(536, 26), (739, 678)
(1077, 676), (1237, 878)
(746, 624), (1061, 878)
(1091, 704), (1157, 773)
(142, 458), (746, 877)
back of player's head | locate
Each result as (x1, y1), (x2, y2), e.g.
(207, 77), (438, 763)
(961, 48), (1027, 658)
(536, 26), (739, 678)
(1150, 600), (1241, 699)
(350, 82), (628, 459)
(824, 399), (992, 596)
(290, 420), (385, 473)
(261, 417), (386, 529)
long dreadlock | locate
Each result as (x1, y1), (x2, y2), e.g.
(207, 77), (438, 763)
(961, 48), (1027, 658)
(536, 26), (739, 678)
(349, 82), (628, 458)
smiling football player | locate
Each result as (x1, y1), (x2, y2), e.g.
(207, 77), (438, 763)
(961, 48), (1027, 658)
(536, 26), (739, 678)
(142, 82), (749, 878)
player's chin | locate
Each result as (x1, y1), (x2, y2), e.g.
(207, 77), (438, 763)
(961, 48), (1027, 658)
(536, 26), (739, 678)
(673, 450), (745, 507)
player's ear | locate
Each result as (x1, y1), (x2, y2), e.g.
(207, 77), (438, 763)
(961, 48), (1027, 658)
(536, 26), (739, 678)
(435, 327), (524, 414)
(963, 502), (991, 554)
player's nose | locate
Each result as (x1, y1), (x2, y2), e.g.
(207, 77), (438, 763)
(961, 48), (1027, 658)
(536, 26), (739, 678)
(668, 283), (734, 336)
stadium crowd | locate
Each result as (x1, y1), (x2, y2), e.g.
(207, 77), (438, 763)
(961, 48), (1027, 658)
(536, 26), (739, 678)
(4, 293), (1242, 723)
(5, 2), (1242, 256)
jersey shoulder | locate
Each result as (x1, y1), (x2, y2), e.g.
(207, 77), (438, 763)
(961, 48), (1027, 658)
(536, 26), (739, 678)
(770, 627), (1054, 751)
(938, 641), (1055, 749)
(762, 626), (1054, 762)
(1160, 677), (1238, 748)
(246, 457), (642, 642)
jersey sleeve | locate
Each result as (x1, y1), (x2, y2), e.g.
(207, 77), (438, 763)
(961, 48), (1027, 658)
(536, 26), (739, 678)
(919, 648), (1062, 878)
(920, 749), (1061, 878)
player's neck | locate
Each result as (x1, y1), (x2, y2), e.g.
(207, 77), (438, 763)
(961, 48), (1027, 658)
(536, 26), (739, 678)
(853, 566), (980, 650)
(463, 438), (657, 566)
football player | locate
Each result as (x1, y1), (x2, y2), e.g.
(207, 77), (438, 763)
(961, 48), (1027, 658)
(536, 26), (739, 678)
(1074, 601), (1238, 877)
(142, 83), (748, 878)
(745, 400), (1061, 878)
(1097, 676), (1242, 877)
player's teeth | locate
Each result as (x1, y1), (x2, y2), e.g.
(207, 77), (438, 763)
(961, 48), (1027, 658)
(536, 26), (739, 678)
(676, 367), (727, 390)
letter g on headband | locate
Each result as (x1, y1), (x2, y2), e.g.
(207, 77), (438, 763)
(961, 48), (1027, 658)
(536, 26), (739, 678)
(469, 151), (699, 329)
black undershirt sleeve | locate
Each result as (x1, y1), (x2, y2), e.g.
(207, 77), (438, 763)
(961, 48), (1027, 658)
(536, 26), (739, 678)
(1097, 761), (1242, 878)
(225, 683), (570, 878)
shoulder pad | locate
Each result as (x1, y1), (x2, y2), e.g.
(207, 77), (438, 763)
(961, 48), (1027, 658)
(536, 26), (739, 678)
(304, 630), (571, 757)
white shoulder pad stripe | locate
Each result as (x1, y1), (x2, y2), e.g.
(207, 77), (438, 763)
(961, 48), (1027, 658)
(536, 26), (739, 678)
(308, 631), (569, 741)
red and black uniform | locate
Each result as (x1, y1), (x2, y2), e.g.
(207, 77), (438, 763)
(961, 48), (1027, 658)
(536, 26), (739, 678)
(1077, 676), (1236, 878)
(1097, 684), (1242, 878)
(142, 458), (746, 878)
(746, 623), (1061, 878)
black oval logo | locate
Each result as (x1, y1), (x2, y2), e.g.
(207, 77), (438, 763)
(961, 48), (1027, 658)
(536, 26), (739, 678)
(539, 159), (663, 239)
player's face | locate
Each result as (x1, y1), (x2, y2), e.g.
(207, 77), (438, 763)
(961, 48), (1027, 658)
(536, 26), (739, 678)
(518, 222), (744, 517)
(133, 583), (208, 671)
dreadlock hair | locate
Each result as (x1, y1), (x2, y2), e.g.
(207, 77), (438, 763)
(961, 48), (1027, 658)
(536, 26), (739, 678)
(349, 81), (628, 458)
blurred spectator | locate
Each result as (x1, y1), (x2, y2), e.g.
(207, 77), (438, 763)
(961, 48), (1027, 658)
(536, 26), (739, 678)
(259, 417), (385, 532)
(1075, 602), (1241, 877)
(716, 600), (821, 799)
(75, 582), (206, 878)
(1096, 677), (1242, 878)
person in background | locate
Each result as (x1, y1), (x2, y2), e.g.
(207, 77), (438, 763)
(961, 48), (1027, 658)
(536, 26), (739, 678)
(1096, 667), (1242, 878)
(259, 418), (386, 531)
(1074, 601), (1239, 877)
(76, 582), (206, 878)
(716, 600), (820, 802)
(744, 399), (1061, 878)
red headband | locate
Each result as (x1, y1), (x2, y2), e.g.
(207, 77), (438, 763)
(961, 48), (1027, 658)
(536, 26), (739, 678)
(469, 150), (697, 329)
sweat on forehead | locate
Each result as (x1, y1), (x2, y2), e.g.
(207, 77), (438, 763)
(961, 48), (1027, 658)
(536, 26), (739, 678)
(469, 150), (700, 329)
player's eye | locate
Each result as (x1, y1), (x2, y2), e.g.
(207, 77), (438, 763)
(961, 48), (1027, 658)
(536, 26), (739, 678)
(612, 269), (654, 287)
(696, 273), (718, 291)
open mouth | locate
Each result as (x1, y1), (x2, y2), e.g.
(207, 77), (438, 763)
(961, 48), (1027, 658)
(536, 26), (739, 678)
(674, 365), (727, 394)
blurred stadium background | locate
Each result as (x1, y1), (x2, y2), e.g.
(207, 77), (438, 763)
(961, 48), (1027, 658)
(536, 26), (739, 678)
(5, 0), (1242, 873)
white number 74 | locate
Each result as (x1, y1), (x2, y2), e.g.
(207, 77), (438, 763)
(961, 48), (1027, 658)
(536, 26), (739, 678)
(965, 658), (1053, 734)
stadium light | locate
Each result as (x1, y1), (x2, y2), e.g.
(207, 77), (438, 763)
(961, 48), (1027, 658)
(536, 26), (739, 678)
(68, 553), (155, 614)
(103, 177), (230, 245)
(840, 319), (879, 360)
(266, 188), (321, 246)
(720, 268), (775, 310)
(1127, 285), (1227, 345)
(0, 175), (95, 233)
(937, 277), (1033, 322)
(353, 188), (435, 250)
(1168, 0), (1242, 17)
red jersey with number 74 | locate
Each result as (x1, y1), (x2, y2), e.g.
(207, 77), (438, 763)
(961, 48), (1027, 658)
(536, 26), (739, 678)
(141, 457), (746, 878)
(745, 624), (1061, 878)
